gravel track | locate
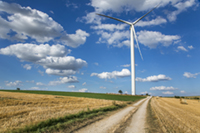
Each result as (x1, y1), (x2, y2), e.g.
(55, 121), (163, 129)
(75, 97), (149, 133)
(124, 96), (151, 133)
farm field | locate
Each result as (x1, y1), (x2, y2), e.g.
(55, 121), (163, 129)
(0, 90), (145, 102)
(0, 91), (126, 133)
(151, 97), (200, 132)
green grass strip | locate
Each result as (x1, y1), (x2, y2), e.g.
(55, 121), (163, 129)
(11, 104), (126, 133)
(0, 90), (146, 102)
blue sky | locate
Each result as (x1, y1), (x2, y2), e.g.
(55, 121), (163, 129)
(0, 0), (200, 96)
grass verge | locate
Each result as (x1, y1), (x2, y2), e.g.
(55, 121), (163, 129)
(145, 98), (163, 133)
(0, 90), (145, 102)
(10, 103), (126, 133)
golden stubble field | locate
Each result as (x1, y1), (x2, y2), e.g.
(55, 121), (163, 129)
(0, 91), (123, 133)
(151, 97), (200, 132)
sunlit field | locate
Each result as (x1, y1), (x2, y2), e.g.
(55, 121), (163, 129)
(151, 97), (200, 132)
(0, 91), (125, 132)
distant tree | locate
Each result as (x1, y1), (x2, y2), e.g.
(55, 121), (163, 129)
(118, 90), (123, 94)
(174, 96), (180, 98)
(146, 93), (149, 96)
(17, 88), (20, 91)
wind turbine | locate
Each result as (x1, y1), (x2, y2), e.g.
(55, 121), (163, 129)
(97, 5), (159, 95)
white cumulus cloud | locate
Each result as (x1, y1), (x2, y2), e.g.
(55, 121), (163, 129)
(183, 72), (200, 78)
(137, 30), (181, 49)
(91, 23), (127, 31)
(82, 82), (86, 86)
(0, 43), (70, 62)
(136, 74), (172, 82)
(91, 69), (131, 79)
(22, 64), (32, 70)
(28, 87), (48, 90)
(0, 1), (89, 47)
(26, 80), (35, 83)
(180, 90), (185, 93)
(136, 16), (167, 27)
(5, 80), (22, 87)
(177, 46), (188, 52)
(67, 85), (76, 89)
(45, 68), (76, 76)
(79, 88), (88, 92)
(49, 76), (79, 86)
(188, 45), (194, 49)
(167, 0), (196, 22)
(121, 64), (130, 67)
(150, 86), (178, 90)
(38, 56), (87, 71)
(100, 86), (106, 89)
(36, 82), (46, 86)
(162, 91), (174, 94)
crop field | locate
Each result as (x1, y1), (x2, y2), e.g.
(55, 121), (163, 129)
(0, 91), (126, 133)
(151, 97), (200, 132)
(0, 90), (145, 102)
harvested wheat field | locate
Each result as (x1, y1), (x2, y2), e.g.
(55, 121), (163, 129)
(151, 97), (200, 132)
(0, 91), (123, 133)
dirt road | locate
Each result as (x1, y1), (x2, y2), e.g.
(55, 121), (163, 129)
(75, 97), (151, 133)
(124, 97), (151, 133)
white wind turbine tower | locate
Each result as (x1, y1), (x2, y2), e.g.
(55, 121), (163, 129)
(97, 5), (159, 95)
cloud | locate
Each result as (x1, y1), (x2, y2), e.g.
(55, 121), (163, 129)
(60, 29), (90, 48)
(121, 64), (130, 67)
(28, 87), (48, 90)
(137, 30), (181, 49)
(136, 74), (172, 82)
(91, 69), (131, 79)
(140, 91), (151, 95)
(0, 1), (89, 47)
(183, 72), (200, 78)
(91, 24), (127, 31)
(0, 43), (70, 62)
(0, 86), (4, 89)
(97, 30), (129, 47)
(78, 88), (88, 92)
(82, 0), (197, 25)
(5, 80), (22, 87)
(67, 85), (76, 89)
(22, 64), (32, 70)
(167, 0), (196, 22)
(36, 82), (46, 86)
(45, 68), (76, 76)
(89, 0), (163, 13)
(82, 82), (86, 86)
(188, 45), (194, 49)
(177, 46), (188, 52)
(100, 86), (106, 89)
(38, 56), (87, 71)
(26, 80), (35, 83)
(162, 91), (174, 94)
(180, 90), (185, 93)
(48, 76), (79, 86)
(150, 86), (178, 90)
(94, 62), (99, 66)
(38, 70), (44, 76)
(66, 1), (78, 8)
(0, 43), (87, 77)
(136, 16), (167, 27)
(50, 10), (54, 14)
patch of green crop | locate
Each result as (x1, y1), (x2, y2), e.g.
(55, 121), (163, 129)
(0, 90), (146, 102)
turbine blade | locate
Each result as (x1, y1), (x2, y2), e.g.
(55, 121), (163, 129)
(132, 26), (143, 60)
(133, 4), (160, 25)
(96, 13), (132, 25)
